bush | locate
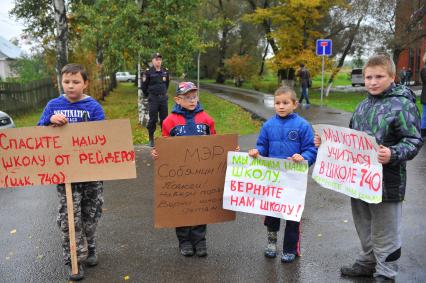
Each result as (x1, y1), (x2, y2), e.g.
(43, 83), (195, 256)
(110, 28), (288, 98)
(251, 75), (262, 91)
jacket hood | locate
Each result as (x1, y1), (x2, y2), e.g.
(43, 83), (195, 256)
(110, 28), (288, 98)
(371, 83), (417, 104)
(172, 102), (204, 116)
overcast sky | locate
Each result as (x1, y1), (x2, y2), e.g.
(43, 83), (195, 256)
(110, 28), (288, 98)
(0, 0), (31, 52)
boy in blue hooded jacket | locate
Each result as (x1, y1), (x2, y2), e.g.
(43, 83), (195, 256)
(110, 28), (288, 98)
(249, 85), (317, 263)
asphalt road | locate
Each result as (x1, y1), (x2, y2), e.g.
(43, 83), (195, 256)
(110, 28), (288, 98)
(1, 84), (425, 282)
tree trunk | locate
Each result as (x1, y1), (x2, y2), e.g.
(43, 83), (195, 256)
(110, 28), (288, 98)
(216, 0), (229, 84)
(53, 0), (68, 94)
(325, 16), (364, 96)
(258, 42), (269, 76)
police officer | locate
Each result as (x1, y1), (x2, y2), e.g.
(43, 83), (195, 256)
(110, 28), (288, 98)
(141, 52), (170, 146)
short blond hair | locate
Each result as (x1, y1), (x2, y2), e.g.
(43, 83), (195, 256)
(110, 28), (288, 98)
(274, 85), (297, 102)
(363, 54), (396, 77)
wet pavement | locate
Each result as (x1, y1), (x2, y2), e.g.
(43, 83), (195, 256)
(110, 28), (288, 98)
(1, 83), (425, 282)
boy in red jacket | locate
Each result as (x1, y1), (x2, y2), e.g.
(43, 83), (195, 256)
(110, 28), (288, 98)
(152, 81), (215, 257)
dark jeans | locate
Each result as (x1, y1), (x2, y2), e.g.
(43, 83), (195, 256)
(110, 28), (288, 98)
(299, 85), (310, 104)
(264, 216), (301, 255)
(176, 225), (207, 248)
(147, 94), (168, 137)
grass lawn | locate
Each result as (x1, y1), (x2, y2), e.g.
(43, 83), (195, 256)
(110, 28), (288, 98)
(12, 82), (261, 144)
(304, 89), (422, 113)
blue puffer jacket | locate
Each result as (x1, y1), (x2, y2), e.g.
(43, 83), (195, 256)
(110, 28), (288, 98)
(256, 113), (317, 166)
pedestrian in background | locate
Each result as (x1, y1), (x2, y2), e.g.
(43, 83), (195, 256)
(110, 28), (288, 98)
(405, 67), (412, 86)
(399, 67), (406, 85)
(297, 63), (311, 107)
(141, 52), (170, 147)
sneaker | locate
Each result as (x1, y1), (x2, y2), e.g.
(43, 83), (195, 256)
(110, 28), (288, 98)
(195, 245), (208, 257)
(86, 248), (98, 267)
(281, 253), (296, 263)
(264, 231), (277, 258)
(374, 275), (394, 282)
(180, 244), (194, 257)
(67, 263), (84, 281)
(340, 263), (375, 277)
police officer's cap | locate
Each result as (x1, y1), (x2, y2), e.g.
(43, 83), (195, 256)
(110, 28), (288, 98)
(152, 52), (162, 59)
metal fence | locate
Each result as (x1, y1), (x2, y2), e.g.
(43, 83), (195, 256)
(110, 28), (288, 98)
(0, 78), (58, 114)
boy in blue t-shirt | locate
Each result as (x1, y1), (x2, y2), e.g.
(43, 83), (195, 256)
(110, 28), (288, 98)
(38, 63), (105, 281)
(249, 85), (317, 263)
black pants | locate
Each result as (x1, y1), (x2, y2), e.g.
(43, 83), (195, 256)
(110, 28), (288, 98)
(147, 94), (168, 137)
(264, 216), (301, 255)
(175, 225), (207, 248)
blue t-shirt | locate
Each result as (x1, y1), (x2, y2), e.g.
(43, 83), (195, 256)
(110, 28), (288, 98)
(37, 95), (105, 126)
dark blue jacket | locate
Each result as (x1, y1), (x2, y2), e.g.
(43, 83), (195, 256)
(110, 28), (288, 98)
(37, 95), (105, 126)
(256, 113), (317, 166)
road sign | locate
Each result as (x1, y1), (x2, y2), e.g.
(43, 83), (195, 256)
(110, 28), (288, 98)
(316, 39), (332, 56)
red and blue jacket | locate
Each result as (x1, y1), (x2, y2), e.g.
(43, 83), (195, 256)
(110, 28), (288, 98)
(162, 103), (216, 137)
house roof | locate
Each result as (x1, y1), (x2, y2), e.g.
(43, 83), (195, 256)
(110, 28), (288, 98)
(0, 35), (22, 60)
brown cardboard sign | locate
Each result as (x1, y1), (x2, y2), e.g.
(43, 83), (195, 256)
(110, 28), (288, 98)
(154, 134), (237, 228)
(0, 119), (136, 188)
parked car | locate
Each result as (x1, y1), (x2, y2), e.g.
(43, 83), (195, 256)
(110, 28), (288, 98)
(116, 72), (136, 82)
(0, 111), (16, 129)
(350, 68), (364, 87)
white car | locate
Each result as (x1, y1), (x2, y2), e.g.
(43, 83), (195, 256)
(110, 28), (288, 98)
(0, 111), (16, 129)
(116, 72), (136, 82)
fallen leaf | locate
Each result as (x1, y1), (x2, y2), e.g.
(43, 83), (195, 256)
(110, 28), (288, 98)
(317, 233), (322, 237)
(10, 229), (16, 234)
(146, 163), (151, 167)
(37, 255), (44, 260)
(5, 257), (10, 260)
(343, 220), (348, 223)
(124, 275), (130, 280)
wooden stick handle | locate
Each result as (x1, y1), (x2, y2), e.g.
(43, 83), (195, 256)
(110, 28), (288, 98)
(65, 183), (78, 275)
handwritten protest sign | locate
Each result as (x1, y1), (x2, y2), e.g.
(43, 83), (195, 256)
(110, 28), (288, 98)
(154, 134), (237, 228)
(312, 124), (382, 203)
(223, 152), (308, 222)
(0, 119), (136, 188)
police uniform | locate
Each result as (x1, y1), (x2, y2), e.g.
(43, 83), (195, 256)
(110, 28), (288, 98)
(141, 55), (170, 144)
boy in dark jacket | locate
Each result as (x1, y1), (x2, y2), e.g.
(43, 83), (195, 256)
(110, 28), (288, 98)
(316, 55), (423, 282)
(152, 81), (215, 257)
(38, 63), (105, 281)
(248, 85), (317, 263)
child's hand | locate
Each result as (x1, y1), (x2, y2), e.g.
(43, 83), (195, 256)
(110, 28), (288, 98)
(50, 114), (68, 126)
(377, 145), (391, 164)
(248, 149), (259, 158)
(314, 133), (322, 147)
(151, 148), (159, 160)
(288, 153), (305, 163)
(235, 146), (240, 152)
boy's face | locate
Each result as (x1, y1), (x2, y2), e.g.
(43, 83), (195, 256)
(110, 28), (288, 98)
(364, 66), (395, 95)
(174, 90), (198, 111)
(274, 93), (298, 117)
(62, 72), (88, 101)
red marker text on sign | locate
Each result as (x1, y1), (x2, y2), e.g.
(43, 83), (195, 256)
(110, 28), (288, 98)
(79, 150), (135, 165)
(71, 135), (107, 147)
(0, 133), (62, 150)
